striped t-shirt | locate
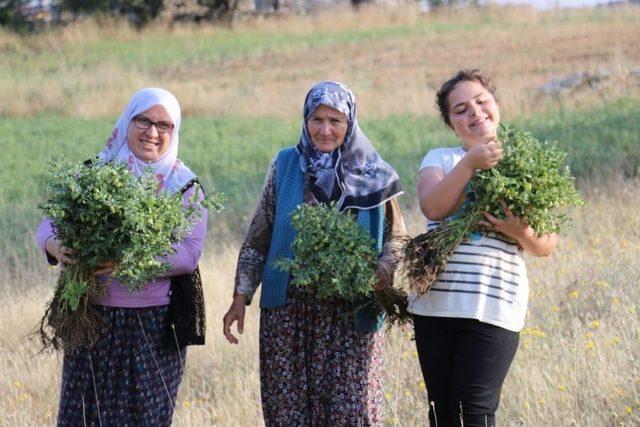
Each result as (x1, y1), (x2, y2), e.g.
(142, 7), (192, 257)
(407, 146), (529, 332)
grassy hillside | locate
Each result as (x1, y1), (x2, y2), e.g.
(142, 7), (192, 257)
(2, 99), (639, 275)
(1, 6), (639, 118)
(1, 4), (639, 426)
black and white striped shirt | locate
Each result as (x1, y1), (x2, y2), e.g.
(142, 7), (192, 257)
(408, 147), (529, 332)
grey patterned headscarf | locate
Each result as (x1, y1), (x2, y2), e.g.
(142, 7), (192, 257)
(297, 81), (403, 210)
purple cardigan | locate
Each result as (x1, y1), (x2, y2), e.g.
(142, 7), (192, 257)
(36, 185), (207, 308)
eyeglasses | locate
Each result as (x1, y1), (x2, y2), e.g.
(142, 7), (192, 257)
(132, 115), (175, 134)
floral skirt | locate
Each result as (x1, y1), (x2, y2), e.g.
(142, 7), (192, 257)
(57, 305), (186, 427)
(259, 285), (385, 427)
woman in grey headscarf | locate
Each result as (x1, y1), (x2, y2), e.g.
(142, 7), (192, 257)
(222, 81), (407, 426)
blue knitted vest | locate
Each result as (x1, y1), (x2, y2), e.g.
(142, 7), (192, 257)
(260, 146), (384, 332)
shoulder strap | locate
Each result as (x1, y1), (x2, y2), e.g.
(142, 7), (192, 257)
(179, 177), (202, 195)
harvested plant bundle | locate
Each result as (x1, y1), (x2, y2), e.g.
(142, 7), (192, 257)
(37, 158), (224, 352)
(404, 125), (584, 295)
(275, 203), (410, 327)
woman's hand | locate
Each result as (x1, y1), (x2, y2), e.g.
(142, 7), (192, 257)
(478, 201), (558, 257)
(463, 140), (503, 171)
(223, 294), (247, 344)
(373, 261), (393, 291)
(478, 201), (530, 241)
(45, 236), (75, 265)
(93, 261), (116, 276)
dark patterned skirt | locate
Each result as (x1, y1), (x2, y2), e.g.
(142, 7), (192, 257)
(259, 285), (385, 427)
(57, 305), (186, 427)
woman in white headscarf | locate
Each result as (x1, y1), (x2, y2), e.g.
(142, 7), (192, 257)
(223, 81), (408, 426)
(36, 88), (207, 426)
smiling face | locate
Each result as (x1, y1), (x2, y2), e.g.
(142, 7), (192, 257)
(447, 80), (500, 149)
(126, 105), (174, 163)
(306, 104), (349, 153)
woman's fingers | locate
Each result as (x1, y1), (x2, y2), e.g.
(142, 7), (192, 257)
(93, 260), (116, 276)
(59, 253), (75, 265)
(373, 263), (391, 290)
(483, 142), (502, 167)
(480, 211), (503, 231)
(223, 304), (245, 345)
(482, 211), (500, 224)
(223, 313), (238, 344)
(477, 220), (494, 229)
(500, 200), (514, 218)
(236, 311), (244, 335)
(93, 267), (112, 276)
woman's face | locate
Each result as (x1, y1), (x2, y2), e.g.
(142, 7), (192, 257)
(306, 104), (349, 153)
(127, 105), (174, 162)
(447, 80), (500, 148)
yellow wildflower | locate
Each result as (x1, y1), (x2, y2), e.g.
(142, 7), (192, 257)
(522, 327), (546, 338)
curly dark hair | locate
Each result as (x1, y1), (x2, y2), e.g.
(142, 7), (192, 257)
(436, 69), (497, 128)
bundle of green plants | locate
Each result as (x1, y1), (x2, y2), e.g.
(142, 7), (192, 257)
(275, 203), (411, 327)
(37, 157), (224, 352)
(403, 124), (584, 295)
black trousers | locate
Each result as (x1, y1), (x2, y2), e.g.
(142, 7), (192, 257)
(413, 315), (520, 427)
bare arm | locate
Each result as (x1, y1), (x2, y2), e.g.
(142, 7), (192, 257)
(515, 229), (558, 257)
(418, 140), (502, 220)
(374, 197), (409, 289)
(224, 159), (276, 344)
(418, 162), (474, 221)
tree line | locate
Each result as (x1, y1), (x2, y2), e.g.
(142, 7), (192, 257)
(0, 0), (480, 32)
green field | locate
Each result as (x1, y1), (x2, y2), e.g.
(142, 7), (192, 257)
(1, 5), (639, 425)
(3, 98), (639, 266)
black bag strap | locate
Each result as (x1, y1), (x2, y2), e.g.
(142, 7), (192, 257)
(179, 177), (203, 195)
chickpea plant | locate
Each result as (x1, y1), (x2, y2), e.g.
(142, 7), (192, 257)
(404, 125), (584, 294)
(275, 203), (410, 327)
(37, 157), (224, 352)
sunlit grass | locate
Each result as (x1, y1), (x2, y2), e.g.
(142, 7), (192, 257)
(2, 183), (639, 425)
(1, 5), (639, 117)
(2, 4), (639, 425)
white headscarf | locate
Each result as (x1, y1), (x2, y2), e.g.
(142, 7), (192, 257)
(98, 87), (196, 194)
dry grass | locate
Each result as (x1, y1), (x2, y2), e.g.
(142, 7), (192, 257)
(2, 181), (639, 426)
(1, 5), (639, 119)
(2, 5), (639, 425)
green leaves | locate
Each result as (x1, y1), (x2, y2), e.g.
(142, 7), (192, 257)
(39, 157), (224, 294)
(61, 279), (87, 311)
(471, 125), (585, 236)
(404, 124), (584, 295)
(275, 203), (378, 301)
